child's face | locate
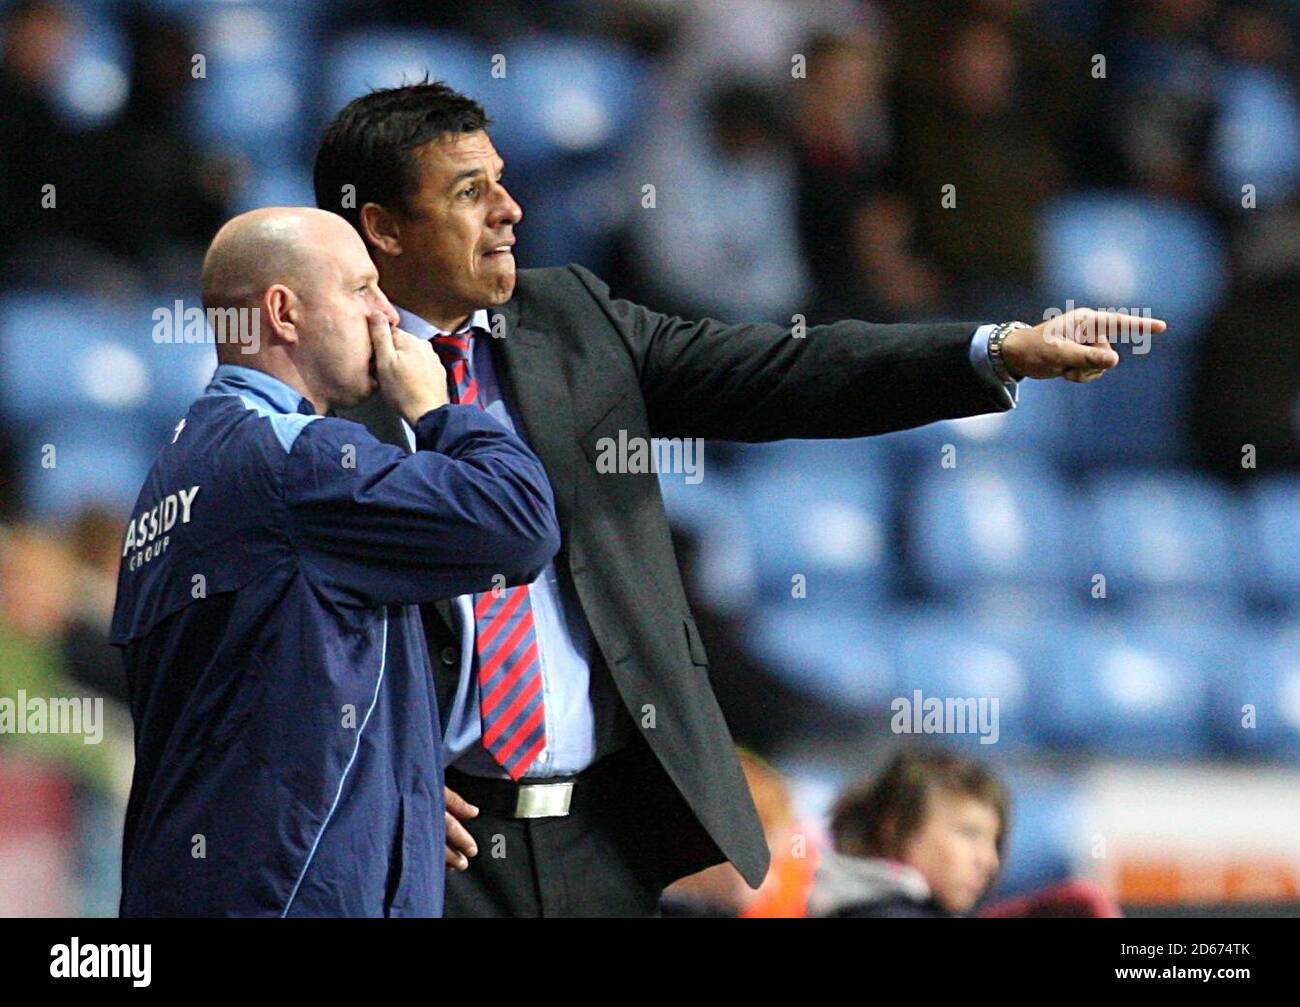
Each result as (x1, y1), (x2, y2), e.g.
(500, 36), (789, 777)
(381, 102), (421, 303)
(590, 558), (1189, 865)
(900, 789), (1001, 913)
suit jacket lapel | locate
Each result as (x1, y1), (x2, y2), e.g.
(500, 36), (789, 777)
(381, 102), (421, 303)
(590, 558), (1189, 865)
(489, 303), (577, 536)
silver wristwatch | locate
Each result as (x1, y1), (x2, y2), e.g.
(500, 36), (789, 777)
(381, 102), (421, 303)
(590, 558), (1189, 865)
(987, 321), (1030, 384)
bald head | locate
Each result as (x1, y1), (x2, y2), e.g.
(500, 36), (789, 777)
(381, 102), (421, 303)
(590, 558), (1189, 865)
(197, 205), (398, 412)
(201, 207), (352, 313)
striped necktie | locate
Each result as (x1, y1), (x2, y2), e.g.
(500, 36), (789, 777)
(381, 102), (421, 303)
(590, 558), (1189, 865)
(431, 327), (547, 780)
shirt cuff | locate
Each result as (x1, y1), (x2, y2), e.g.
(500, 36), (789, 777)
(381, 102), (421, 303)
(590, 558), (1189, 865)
(969, 323), (1019, 410)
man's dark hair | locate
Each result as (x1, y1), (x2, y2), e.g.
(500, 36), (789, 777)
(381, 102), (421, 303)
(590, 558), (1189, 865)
(313, 81), (491, 241)
(829, 748), (1010, 861)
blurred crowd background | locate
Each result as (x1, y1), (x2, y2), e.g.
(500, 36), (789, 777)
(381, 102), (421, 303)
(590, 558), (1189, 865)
(2, 0), (1299, 917)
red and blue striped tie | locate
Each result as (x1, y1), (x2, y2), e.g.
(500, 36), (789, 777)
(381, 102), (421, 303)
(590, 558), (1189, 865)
(432, 328), (547, 780)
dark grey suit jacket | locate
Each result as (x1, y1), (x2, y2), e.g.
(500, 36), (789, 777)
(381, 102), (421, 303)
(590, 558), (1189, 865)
(339, 263), (1007, 888)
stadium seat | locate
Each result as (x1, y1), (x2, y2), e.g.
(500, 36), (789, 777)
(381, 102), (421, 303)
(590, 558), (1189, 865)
(907, 448), (1074, 598)
(1247, 475), (1300, 604)
(745, 602), (895, 711)
(322, 29), (493, 123)
(485, 34), (647, 176)
(21, 418), (157, 521)
(1211, 64), (1300, 206)
(186, 4), (315, 166)
(890, 614), (1037, 752)
(735, 444), (895, 603)
(1038, 193), (1227, 466)
(53, 9), (130, 128)
(1040, 193), (1226, 335)
(0, 292), (214, 433)
(1210, 623), (1300, 759)
(1033, 619), (1211, 757)
(1076, 471), (1242, 602)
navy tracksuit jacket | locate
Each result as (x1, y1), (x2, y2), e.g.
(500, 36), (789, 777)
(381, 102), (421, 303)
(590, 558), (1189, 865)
(110, 364), (559, 917)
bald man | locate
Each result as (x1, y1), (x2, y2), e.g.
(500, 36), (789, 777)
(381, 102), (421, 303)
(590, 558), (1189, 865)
(110, 208), (560, 917)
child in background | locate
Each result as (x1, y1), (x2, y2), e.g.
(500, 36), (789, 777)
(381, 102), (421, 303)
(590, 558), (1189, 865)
(808, 748), (1007, 918)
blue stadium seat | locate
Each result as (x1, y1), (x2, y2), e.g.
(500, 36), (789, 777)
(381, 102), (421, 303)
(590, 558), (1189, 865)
(745, 603), (894, 710)
(735, 444), (895, 602)
(1034, 619), (1211, 756)
(908, 448), (1074, 598)
(322, 30), (493, 123)
(1040, 193), (1226, 335)
(1211, 64), (1300, 205)
(1248, 476), (1300, 603)
(1076, 471), (1241, 602)
(21, 419), (157, 521)
(54, 10), (130, 128)
(0, 292), (214, 433)
(890, 615), (1037, 752)
(485, 34), (647, 176)
(186, 5), (314, 166)
(1038, 193), (1227, 466)
(0, 294), (151, 425)
(1210, 623), (1300, 759)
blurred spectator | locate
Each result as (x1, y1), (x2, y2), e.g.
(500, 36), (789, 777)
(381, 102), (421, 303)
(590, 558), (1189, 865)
(793, 31), (908, 320)
(629, 81), (810, 321)
(894, 14), (1064, 314)
(812, 182), (949, 323)
(0, 0), (91, 285)
(807, 747), (1008, 917)
(663, 750), (816, 917)
(82, 5), (235, 288)
(1105, 0), (1222, 204)
(1190, 207), (1300, 478)
(0, 525), (126, 791)
(61, 507), (129, 706)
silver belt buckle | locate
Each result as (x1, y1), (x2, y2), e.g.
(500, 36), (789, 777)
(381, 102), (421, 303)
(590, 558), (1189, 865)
(513, 781), (573, 819)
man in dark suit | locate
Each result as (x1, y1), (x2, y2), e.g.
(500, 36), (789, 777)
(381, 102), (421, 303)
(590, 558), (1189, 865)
(314, 82), (1164, 916)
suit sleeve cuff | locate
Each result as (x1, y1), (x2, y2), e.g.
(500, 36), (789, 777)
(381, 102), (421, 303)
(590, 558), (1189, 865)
(969, 323), (1019, 411)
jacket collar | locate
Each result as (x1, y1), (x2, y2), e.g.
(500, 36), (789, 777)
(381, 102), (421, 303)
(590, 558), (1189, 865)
(205, 364), (315, 415)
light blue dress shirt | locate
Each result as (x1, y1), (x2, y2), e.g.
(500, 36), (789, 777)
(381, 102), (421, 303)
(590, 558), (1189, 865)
(397, 307), (1019, 779)
(397, 307), (629, 779)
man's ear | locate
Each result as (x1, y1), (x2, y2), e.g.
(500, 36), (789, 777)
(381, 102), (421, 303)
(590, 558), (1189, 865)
(263, 284), (299, 345)
(360, 202), (403, 257)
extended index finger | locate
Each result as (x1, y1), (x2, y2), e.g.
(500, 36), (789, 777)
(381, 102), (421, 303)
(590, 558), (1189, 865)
(1086, 311), (1168, 342)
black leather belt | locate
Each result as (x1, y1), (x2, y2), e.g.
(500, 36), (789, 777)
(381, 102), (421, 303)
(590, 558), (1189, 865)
(445, 744), (637, 819)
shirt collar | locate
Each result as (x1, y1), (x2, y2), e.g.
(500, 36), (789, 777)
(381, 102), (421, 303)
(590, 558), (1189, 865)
(396, 307), (491, 342)
(205, 364), (316, 415)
